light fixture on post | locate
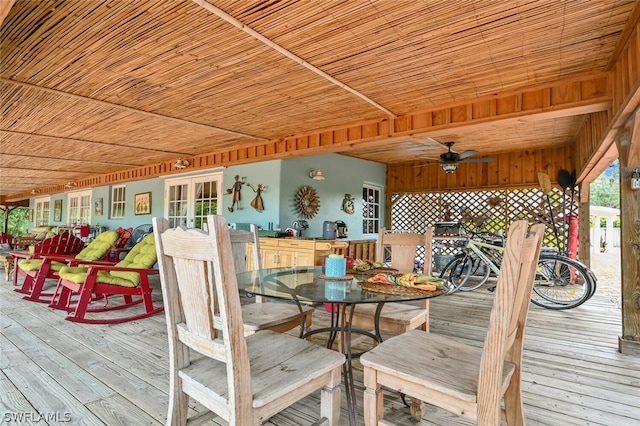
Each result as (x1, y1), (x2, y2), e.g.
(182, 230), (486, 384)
(631, 168), (640, 190)
(309, 170), (325, 180)
(440, 162), (459, 174)
(174, 159), (190, 169)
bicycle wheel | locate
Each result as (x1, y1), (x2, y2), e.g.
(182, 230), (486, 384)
(530, 254), (595, 310)
(439, 255), (472, 293)
(457, 256), (491, 291)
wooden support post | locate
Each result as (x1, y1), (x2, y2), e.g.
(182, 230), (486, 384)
(616, 111), (640, 355)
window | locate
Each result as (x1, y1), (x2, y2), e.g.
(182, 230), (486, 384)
(67, 190), (92, 225)
(111, 185), (126, 218)
(362, 184), (381, 234)
(34, 197), (51, 226)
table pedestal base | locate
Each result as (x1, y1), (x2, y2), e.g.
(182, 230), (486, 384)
(303, 303), (384, 426)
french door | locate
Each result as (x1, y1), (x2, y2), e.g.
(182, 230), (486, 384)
(67, 190), (92, 225)
(164, 173), (222, 229)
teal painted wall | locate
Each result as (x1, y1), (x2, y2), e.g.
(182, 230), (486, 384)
(27, 155), (386, 239)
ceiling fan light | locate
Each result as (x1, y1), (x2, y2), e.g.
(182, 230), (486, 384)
(440, 162), (459, 173)
(174, 159), (190, 169)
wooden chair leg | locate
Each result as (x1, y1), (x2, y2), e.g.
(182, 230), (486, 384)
(363, 367), (384, 425)
(320, 367), (342, 426)
(409, 397), (426, 421)
(504, 369), (525, 426)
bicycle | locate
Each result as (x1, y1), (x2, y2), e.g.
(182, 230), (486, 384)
(438, 225), (597, 310)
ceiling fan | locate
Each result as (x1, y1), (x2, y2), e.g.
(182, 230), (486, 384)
(418, 141), (494, 173)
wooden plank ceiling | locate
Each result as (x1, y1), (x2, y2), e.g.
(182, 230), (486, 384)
(0, 0), (637, 199)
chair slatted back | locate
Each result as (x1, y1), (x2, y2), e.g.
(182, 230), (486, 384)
(228, 224), (261, 272)
(229, 224), (263, 302)
(477, 221), (544, 423)
(33, 232), (84, 256)
(375, 227), (433, 274)
(154, 216), (252, 414)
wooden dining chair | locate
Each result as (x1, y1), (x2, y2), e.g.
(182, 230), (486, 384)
(349, 227), (434, 335)
(152, 215), (344, 425)
(360, 221), (545, 425)
(228, 223), (314, 336)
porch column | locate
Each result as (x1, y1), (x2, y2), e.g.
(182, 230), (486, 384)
(616, 109), (640, 355)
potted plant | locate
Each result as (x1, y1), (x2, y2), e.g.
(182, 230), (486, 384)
(600, 237), (607, 253)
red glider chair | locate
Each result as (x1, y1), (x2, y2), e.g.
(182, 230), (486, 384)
(12, 232), (85, 287)
(15, 229), (123, 302)
(48, 233), (161, 324)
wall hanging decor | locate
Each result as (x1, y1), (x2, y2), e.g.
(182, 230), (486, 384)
(94, 198), (103, 216)
(54, 200), (63, 222)
(247, 183), (266, 212)
(135, 192), (151, 215)
(225, 175), (246, 212)
(341, 193), (355, 214)
(295, 186), (320, 219)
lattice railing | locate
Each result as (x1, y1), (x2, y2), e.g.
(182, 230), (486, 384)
(390, 186), (576, 258)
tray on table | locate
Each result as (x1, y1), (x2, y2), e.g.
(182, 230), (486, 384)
(358, 281), (448, 296)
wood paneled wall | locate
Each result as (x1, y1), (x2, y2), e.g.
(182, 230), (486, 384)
(387, 146), (574, 193)
(577, 18), (640, 182)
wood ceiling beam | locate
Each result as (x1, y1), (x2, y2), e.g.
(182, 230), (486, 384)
(0, 78), (268, 141)
(206, 73), (612, 163)
(191, 0), (395, 118)
(606, 0), (640, 71)
(4, 73), (612, 201)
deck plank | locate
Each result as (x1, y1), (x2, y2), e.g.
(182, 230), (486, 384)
(1, 275), (639, 425)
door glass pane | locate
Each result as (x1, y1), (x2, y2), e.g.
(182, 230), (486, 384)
(194, 179), (219, 230)
(167, 183), (188, 228)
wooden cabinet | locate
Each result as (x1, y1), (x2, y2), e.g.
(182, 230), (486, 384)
(247, 238), (339, 270)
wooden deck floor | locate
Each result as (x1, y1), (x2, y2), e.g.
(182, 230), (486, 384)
(1, 274), (639, 425)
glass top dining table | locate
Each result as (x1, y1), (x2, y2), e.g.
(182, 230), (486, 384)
(235, 265), (451, 306)
(235, 265), (452, 426)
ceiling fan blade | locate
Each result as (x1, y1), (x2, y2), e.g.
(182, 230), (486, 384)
(412, 162), (441, 168)
(457, 149), (479, 159)
(461, 157), (494, 163)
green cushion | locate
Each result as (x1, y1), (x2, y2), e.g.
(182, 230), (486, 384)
(18, 259), (44, 272)
(20, 259), (67, 272)
(75, 230), (120, 260)
(18, 230), (121, 273)
(59, 233), (157, 288)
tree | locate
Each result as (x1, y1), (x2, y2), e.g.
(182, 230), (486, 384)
(0, 207), (29, 236)
(590, 160), (619, 208)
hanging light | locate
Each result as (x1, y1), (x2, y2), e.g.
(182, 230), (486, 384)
(174, 159), (190, 169)
(309, 170), (325, 180)
(440, 162), (459, 174)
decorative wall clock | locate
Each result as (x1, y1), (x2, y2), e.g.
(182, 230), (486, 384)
(295, 186), (320, 219)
